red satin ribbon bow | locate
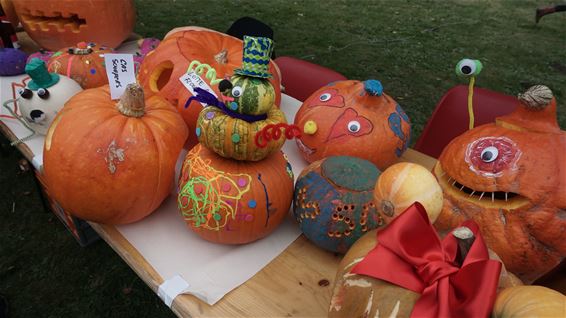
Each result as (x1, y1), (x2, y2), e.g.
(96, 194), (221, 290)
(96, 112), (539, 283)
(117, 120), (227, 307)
(351, 202), (502, 318)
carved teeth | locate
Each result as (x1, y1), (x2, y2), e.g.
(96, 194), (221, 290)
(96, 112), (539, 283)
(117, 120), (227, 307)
(505, 192), (508, 202)
(479, 192), (485, 201)
(491, 192), (495, 202)
(459, 184), (465, 191)
(469, 190), (476, 197)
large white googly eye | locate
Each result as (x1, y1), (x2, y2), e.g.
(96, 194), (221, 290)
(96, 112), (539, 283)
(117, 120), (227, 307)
(481, 146), (499, 163)
(232, 86), (243, 98)
(37, 88), (50, 99)
(319, 93), (331, 102)
(18, 88), (33, 99)
(347, 120), (361, 133)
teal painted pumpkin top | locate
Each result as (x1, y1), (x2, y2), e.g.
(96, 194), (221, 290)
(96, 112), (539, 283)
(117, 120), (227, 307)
(321, 156), (380, 191)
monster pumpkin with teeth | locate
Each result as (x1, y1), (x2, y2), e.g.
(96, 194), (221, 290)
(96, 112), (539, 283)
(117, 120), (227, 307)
(434, 85), (566, 284)
(294, 80), (411, 170)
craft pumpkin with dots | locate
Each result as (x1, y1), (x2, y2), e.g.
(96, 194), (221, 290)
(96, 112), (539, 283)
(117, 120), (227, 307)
(434, 85), (566, 284)
(293, 156), (384, 253)
(192, 36), (299, 161)
(177, 144), (294, 244)
(47, 42), (111, 89)
(294, 80), (411, 170)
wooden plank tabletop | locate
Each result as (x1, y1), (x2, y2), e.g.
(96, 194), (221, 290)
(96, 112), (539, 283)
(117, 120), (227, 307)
(90, 149), (436, 318)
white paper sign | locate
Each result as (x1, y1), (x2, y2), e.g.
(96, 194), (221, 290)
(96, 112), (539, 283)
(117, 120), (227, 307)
(104, 53), (136, 100)
(179, 72), (217, 106)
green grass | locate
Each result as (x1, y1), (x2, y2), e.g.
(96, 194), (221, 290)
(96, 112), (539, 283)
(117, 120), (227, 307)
(1, 1), (565, 317)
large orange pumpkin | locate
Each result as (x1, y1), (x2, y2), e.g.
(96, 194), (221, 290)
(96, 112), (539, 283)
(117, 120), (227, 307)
(177, 144), (294, 244)
(137, 26), (282, 146)
(43, 84), (188, 224)
(434, 85), (566, 283)
(47, 42), (112, 89)
(294, 80), (411, 170)
(13, 0), (135, 51)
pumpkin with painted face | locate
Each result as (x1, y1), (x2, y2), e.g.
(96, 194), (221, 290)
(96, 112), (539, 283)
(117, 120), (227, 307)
(294, 80), (411, 170)
(434, 85), (566, 284)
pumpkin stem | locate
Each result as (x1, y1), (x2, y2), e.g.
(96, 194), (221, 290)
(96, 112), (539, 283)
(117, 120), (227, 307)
(452, 226), (475, 266)
(214, 49), (228, 64)
(117, 83), (145, 117)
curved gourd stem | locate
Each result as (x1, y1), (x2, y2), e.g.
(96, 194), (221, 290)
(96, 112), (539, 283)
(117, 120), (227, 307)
(467, 77), (475, 130)
(452, 226), (475, 266)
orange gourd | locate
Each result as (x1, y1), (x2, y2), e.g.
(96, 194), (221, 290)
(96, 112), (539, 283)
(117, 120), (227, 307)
(177, 144), (294, 244)
(137, 26), (282, 147)
(434, 85), (566, 283)
(43, 84), (188, 224)
(48, 42), (111, 89)
(13, 0), (135, 51)
(294, 79), (411, 170)
(492, 286), (566, 317)
(373, 162), (444, 225)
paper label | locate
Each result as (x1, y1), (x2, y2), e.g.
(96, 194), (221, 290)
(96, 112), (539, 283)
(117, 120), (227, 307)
(179, 72), (217, 106)
(104, 53), (136, 100)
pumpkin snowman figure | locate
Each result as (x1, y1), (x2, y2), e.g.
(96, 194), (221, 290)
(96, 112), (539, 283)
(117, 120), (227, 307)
(6, 58), (81, 144)
(177, 36), (296, 244)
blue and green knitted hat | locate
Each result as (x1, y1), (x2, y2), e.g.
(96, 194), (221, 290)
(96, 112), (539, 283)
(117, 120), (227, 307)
(234, 36), (273, 79)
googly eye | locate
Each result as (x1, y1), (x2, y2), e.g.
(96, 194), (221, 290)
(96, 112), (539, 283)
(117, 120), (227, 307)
(232, 86), (243, 98)
(18, 88), (33, 99)
(347, 120), (361, 133)
(37, 88), (50, 99)
(456, 58), (483, 77)
(481, 146), (498, 163)
(319, 93), (332, 102)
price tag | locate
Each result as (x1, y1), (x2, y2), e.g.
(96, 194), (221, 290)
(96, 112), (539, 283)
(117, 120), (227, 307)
(179, 72), (217, 106)
(104, 53), (136, 99)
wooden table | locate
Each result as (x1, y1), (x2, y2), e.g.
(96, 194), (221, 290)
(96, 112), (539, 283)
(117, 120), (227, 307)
(89, 149), (437, 318)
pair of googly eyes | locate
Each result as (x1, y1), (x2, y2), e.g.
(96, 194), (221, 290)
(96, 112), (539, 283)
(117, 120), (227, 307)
(480, 146), (498, 163)
(456, 59), (483, 77)
(18, 88), (50, 100)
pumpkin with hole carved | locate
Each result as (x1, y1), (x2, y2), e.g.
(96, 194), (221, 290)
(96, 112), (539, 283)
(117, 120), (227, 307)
(137, 27), (281, 142)
(43, 84), (188, 224)
(373, 162), (443, 225)
(294, 79), (411, 171)
(433, 85), (566, 284)
(293, 156), (383, 253)
(12, 0), (135, 51)
(177, 144), (294, 244)
(47, 42), (112, 89)
(328, 208), (522, 318)
(492, 285), (565, 318)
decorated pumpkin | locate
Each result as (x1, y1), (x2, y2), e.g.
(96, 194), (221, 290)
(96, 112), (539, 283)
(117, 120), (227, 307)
(294, 80), (411, 170)
(177, 144), (294, 244)
(196, 106), (288, 161)
(434, 85), (566, 283)
(329, 204), (522, 318)
(218, 74), (276, 116)
(137, 26), (281, 138)
(492, 285), (565, 318)
(43, 83), (188, 224)
(12, 0), (135, 51)
(48, 42), (112, 89)
(0, 47), (27, 76)
(15, 58), (82, 136)
(0, 0), (18, 26)
(373, 162), (443, 225)
(293, 156), (383, 253)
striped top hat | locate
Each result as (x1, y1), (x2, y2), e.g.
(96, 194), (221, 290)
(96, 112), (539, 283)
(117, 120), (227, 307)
(234, 36), (273, 79)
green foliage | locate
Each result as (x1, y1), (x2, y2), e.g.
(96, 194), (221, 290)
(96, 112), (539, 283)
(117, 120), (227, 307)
(1, 1), (564, 317)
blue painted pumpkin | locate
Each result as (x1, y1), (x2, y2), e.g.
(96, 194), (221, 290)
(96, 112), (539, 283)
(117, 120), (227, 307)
(293, 156), (383, 253)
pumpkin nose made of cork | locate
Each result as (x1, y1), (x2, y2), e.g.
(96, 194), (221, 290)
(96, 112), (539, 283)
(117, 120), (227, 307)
(303, 120), (317, 135)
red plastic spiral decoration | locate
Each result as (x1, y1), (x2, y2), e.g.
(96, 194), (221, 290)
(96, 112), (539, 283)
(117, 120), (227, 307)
(255, 123), (302, 148)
